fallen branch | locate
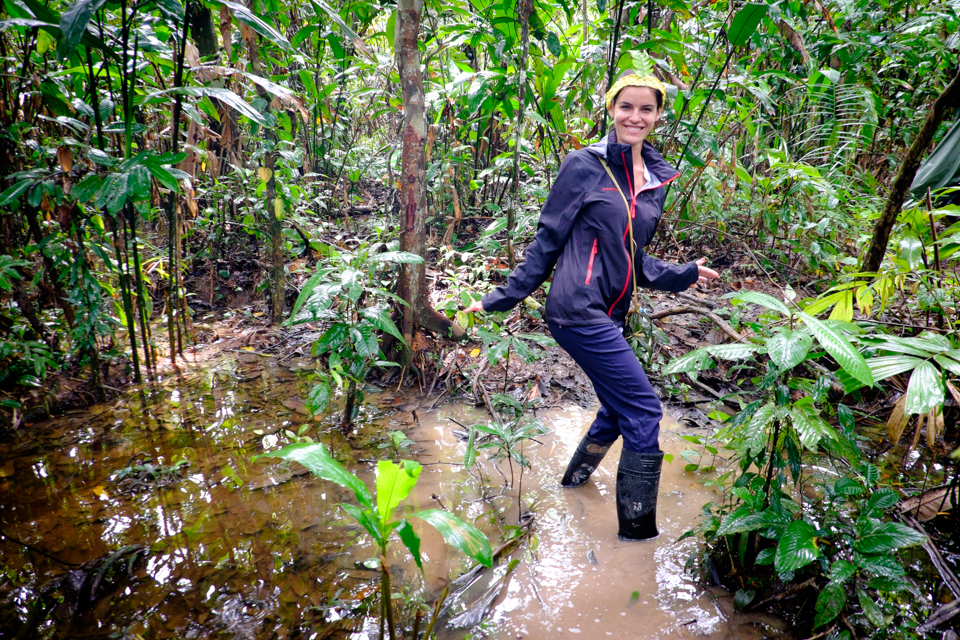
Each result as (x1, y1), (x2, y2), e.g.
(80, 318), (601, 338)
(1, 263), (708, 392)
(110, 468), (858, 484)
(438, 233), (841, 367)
(649, 305), (744, 342)
(750, 577), (817, 611)
(902, 514), (960, 598)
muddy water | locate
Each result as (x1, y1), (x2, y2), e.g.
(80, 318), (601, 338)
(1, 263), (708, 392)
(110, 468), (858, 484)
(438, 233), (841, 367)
(0, 353), (782, 639)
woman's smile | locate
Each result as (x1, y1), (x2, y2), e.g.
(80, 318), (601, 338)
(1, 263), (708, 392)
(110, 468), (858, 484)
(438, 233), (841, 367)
(609, 86), (661, 148)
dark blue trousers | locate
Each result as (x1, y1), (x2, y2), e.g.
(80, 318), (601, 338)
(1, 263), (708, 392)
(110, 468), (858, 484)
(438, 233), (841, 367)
(548, 321), (662, 454)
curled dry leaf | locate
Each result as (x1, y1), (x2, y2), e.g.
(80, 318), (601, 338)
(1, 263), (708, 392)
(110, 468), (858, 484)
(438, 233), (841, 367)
(57, 146), (73, 172)
(886, 394), (909, 444)
(900, 485), (957, 521)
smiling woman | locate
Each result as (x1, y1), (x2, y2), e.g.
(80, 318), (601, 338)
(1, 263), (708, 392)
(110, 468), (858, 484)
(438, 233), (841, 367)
(465, 71), (720, 541)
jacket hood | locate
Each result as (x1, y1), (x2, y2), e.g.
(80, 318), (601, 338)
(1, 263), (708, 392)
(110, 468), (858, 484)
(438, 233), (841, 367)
(585, 130), (680, 182)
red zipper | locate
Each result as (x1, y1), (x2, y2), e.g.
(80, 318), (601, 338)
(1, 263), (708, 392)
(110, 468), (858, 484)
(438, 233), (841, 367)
(585, 238), (598, 284)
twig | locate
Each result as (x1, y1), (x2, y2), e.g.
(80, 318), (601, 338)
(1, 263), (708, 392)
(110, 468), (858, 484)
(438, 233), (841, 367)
(648, 305), (744, 342)
(750, 577), (816, 610)
(0, 529), (82, 567)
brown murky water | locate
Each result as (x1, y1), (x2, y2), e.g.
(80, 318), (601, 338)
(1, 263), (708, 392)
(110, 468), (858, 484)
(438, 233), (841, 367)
(0, 353), (784, 639)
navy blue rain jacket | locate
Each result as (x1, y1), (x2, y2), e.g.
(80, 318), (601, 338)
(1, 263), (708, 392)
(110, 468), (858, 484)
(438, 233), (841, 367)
(481, 131), (699, 327)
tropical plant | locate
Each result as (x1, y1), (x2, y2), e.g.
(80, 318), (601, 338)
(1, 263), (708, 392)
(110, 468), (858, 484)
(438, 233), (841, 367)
(256, 442), (493, 640)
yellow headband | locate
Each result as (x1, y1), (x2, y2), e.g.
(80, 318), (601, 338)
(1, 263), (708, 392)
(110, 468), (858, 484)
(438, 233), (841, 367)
(605, 74), (667, 110)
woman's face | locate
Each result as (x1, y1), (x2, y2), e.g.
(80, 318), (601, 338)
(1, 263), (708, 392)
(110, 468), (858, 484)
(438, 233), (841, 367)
(608, 86), (662, 148)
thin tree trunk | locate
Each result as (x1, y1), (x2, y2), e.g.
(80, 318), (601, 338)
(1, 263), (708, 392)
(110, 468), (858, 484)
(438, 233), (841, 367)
(395, 0), (465, 352)
(860, 68), (960, 273)
(506, 0), (532, 271)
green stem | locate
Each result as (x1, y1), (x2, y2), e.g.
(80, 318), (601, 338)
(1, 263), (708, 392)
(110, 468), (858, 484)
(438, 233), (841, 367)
(381, 552), (396, 640)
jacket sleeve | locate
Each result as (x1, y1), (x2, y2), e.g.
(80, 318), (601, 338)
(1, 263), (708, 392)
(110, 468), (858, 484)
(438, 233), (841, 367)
(636, 250), (699, 292)
(481, 153), (588, 312)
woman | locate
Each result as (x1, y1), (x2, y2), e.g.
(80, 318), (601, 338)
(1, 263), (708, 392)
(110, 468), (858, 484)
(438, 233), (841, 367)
(465, 74), (719, 541)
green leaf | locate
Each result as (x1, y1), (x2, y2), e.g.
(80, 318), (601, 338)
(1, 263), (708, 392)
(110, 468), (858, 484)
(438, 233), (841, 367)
(774, 520), (820, 573)
(727, 3), (769, 47)
(855, 554), (906, 578)
(829, 559), (856, 583)
(663, 347), (715, 375)
(707, 343), (758, 360)
(755, 548), (775, 565)
(864, 488), (898, 514)
(360, 306), (405, 345)
(790, 403), (837, 451)
(103, 172), (129, 215)
(767, 328), (812, 370)
(934, 354), (960, 376)
(413, 509), (492, 568)
(904, 360), (944, 415)
(834, 477), (864, 496)
(726, 290), (789, 315)
(215, 0), (293, 51)
(0, 179), (34, 207)
(256, 442), (373, 510)
(376, 460), (421, 525)
(858, 589), (885, 628)
(57, 0), (108, 59)
(395, 520), (423, 572)
(853, 520), (926, 554)
(316, 323), (349, 354)
(867, 355), (924, 382)
(717, 510), (790, 536)
(799, 312), (873, 387)
(734, 588), (756, 610)
(545, 31), (561, 57)
(154, 86), (266, 125)
(306, 375), (332, 415)
(814, 582), (845, 628)
(341, 503), (383, 546)
(369, 250), (424, 264)
(899, 235), (923, 270)
(127, 164), (152, 201)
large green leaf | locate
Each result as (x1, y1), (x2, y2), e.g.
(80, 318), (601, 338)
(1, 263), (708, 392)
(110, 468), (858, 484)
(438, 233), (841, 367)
(376, 460), (421, 524)
(341, 502), (383, 546)
(934, 353), (960, 376)
(867, 354), (924, 382)
(395, 520), (423, 571)
(799, 312), (873, 386)
(369, 251), (425, 264)
(790, 404), (837, 451)
(858, 589), (885, 628)
(57, 0), (107, 59)
(726, 290), (789, 315)
(663, 347), (714, 375)
(904, 360), (944, 415)
(127, 164), (152, 202)
(717, 510), (790, 536)
(707, 343), (758, 360)
(360, 306), (405, 344)
(814, 582), (845, 628)
(727, 3), (769, 47)
(413, 509), (492, 568)
(767, 328), (813, 371)
(774, 520), (820, 572)
(853, 519), (926, 554)
(863, 488), (899, 515)
(855, 553), (906, 578)
(256, 442), (373, 510)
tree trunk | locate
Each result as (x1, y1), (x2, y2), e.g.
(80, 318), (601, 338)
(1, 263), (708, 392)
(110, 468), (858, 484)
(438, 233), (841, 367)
(860, 68), (960, 273)
(395, 0), (465, 351)
(505, 0), (532, 271)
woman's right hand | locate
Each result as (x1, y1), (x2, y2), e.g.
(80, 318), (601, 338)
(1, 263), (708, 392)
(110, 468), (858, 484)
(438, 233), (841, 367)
(464, 300), (485, 314)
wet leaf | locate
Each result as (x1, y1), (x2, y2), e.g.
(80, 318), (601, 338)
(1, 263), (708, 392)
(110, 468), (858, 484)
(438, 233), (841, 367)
(734, 588), (755, 610)
(774, 520), (820, 572)
(717, 510), (789, 536)
(834, 478), (864, 496)
(799, 312), (873, 387)
(858, 589), (885, 628)
(376, 460), (421, 524)
(904, 361), (944, 415)
(663, 348), (714, 375)
(767, 328), (812, 370)
(256, 442), (373, 510)
(853, 519), (926, 554)
(864, 488), (898, 515)
(628, 590), (639, 605)
(813, 582), (845, 628)
(829, 559), (855, 583)
(395, 520), (422, 571)
(855, 554), (906, 578)
(413, 509), (492, 568)
(342, 503), (383, 546)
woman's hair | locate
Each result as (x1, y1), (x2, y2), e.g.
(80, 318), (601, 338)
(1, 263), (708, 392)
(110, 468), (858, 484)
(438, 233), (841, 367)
(608, 71), (664, 110)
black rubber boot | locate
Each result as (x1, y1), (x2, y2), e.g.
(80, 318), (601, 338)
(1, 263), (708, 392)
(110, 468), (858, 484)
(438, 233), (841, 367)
(615, 449), (664, 541)
(560, 434), (614, 487)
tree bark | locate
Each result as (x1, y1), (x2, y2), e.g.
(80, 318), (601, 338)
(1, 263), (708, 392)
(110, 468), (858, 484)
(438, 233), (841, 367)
(395, 0), (465, 350)
(860, 68), (960, 273)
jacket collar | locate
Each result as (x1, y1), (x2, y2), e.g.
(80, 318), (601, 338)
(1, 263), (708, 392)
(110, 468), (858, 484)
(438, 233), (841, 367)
(585, 130), (679, 181)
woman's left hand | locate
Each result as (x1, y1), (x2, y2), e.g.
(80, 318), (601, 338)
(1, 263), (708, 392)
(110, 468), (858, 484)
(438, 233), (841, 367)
(691, 257), (719, 287)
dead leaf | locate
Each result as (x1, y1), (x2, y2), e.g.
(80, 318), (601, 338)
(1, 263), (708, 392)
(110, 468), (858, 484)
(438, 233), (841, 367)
(886, 394), (909, 444)
(57, 146), (73, 172)
(900, 485), (957, 521)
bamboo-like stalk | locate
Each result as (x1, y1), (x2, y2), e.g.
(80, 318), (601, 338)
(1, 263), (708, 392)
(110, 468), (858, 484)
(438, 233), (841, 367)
(381, 552), (396, 640)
